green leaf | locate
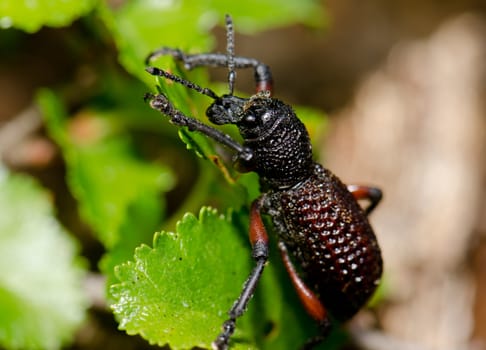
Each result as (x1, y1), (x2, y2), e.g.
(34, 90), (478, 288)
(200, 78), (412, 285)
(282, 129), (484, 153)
(0, 0), (97, 33)
(97, 2), (211, 85)
(0, 167), (88, 350)
(109, 207), (337, 350)
(66, 138), (172, 248)
(37, 88), (174, 249)
(110, 208), (251, 349)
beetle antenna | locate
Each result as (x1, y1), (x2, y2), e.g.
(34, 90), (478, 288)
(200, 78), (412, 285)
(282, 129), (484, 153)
(225, 14), (236, 95)
(145, 66), (219, 100)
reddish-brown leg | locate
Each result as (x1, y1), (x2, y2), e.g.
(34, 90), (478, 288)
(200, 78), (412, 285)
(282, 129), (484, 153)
(347, 184), (382, 215)
(278, 242), (326, 321)
(212, 199), (269, 350)
(278, 241), (332, 349)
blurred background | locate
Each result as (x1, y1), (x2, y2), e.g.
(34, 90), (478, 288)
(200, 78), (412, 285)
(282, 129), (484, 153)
(0, 0), (485, 349)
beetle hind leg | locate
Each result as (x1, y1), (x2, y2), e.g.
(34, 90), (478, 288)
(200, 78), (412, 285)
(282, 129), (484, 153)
(278, 241), (332, 349)
(347, 185), (383, 215)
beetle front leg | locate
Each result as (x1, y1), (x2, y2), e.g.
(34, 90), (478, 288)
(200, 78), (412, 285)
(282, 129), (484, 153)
(212, 199), (269, 350)
(144, 92), (249, 156)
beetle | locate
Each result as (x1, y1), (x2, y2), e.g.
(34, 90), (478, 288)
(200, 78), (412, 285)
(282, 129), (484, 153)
(144, 14), (383, 350)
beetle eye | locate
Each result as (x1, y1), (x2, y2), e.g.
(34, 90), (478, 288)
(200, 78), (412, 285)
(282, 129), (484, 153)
(261, 112), (272, 124)
(244, 114), (257, 125)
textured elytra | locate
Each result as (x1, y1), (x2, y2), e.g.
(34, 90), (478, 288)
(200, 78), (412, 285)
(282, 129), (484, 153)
(267, 164), (382, 321)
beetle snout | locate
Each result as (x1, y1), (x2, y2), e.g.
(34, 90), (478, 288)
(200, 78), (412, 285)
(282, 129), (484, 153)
(206, 104), (235, 125)
(206, 95), (246, 125)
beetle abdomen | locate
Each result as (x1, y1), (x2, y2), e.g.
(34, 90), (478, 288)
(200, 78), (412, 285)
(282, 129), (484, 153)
(274, 164), (382, 321)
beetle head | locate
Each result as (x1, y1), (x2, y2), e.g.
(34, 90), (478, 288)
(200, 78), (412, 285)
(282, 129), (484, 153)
(207, 91), (285, 141)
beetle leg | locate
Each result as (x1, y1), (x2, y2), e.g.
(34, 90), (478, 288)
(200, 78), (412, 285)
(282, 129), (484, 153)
(212, 199), (269, 350)
(144, 92), (244, 152)
(347, 185), (382, 215)
(146, 50), (273, 94)
(278, 241), (327, 321)
(278, 241), (332, 349)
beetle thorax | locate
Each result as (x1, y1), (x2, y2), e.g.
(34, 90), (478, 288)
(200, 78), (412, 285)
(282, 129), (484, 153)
(238, 98), (314, 190)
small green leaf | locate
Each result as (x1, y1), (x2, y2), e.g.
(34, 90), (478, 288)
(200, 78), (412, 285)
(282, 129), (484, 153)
(66, 138), (172, 248)
(0, 167), (88, 350)
(110, 207), (253, 349)
(97, 2), (212, 85)
(37, 89), (174, 249)
(0, 0), (97, 33)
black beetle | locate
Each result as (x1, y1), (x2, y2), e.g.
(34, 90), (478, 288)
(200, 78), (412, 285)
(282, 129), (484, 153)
(144, 14), (383, 350)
